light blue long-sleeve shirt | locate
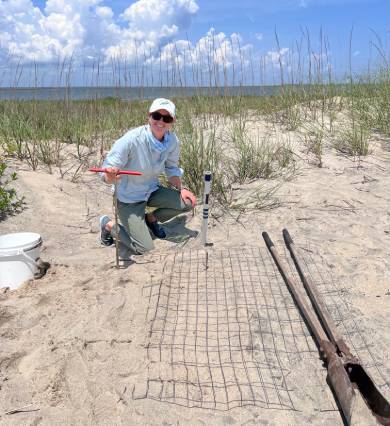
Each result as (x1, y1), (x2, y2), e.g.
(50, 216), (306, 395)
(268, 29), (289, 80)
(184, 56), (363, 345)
(102, 125), (183, 203)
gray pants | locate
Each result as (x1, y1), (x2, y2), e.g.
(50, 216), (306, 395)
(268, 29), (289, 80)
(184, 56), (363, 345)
(111, 186), (192, 256)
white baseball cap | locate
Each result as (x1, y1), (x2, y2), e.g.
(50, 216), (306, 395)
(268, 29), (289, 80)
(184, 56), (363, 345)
(149, 98), (176, 118)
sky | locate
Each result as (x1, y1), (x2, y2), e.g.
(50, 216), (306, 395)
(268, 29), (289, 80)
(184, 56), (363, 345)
(0, 0), (389, 86)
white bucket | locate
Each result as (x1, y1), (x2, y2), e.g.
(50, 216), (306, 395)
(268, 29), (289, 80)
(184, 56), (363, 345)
(0, 232), (42, 290)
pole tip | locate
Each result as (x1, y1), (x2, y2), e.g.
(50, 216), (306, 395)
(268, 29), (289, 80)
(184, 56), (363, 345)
(262, 231), (274, 248)
(282, 229), (293, 245)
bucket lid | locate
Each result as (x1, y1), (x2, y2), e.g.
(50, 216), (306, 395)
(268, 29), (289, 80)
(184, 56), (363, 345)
(0, 232), (42, 256)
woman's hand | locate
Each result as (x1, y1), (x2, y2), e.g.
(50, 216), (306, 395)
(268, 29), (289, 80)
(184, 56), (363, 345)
(181, 188), (196, 208)
(104, 167), (121, 184)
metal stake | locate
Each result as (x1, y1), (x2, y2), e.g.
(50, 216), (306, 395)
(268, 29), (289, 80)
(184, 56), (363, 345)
(263, 230), (390, 425)
(201, 171), (212, 246)
(89, 167), (142, 269)
(113, 179), (120, 268)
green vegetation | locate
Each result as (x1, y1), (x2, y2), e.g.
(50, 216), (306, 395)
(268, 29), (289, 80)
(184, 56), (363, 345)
(0, 159), (24, 217)
(1, 31), (389, 211)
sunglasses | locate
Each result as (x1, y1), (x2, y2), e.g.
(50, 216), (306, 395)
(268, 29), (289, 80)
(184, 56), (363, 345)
(150, 111), (174, 123)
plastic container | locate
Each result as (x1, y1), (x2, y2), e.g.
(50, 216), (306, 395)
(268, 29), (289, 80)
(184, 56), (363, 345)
(0, 232), (42, 289)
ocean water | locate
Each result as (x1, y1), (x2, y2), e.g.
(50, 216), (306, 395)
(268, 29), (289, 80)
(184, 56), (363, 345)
(0, 86), (280, 101)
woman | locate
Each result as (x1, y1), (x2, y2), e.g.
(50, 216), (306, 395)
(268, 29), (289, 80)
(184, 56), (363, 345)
(99, 98), (196, 256)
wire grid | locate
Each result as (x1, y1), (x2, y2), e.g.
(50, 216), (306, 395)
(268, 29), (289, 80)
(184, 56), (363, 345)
(141, 245), (389, 411)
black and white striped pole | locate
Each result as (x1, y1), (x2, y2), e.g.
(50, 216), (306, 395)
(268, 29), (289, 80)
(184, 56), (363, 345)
(201, 171), (212, 246)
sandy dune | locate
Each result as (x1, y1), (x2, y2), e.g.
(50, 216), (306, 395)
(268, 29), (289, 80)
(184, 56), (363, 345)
(0, 128), (389, 425)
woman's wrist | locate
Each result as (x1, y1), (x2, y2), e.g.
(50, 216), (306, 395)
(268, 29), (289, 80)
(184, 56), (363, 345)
(170, 183), (182, 191)
(169, 183), (190, 192)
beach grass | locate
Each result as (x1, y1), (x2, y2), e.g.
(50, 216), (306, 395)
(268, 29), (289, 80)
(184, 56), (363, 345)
(0, 158), (24, 216)
(1, 76), (389, 206)
(1, 34), (389, 209)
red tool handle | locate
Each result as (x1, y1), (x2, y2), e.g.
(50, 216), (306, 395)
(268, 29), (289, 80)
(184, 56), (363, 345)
(89, 167), (142, 176)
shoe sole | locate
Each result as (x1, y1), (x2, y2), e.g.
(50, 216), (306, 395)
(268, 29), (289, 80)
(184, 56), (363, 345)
(100, 216), (114, 246)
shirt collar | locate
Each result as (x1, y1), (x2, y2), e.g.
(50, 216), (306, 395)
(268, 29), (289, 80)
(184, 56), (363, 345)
(147, 125), (170, 152)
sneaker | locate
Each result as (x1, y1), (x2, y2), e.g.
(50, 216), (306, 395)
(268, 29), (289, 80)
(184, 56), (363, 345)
(146, 218), (166, 239)
(100, 215), (114, 246)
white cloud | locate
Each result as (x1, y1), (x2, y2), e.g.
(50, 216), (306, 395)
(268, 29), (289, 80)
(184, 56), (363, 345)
(0, 0), (99, 61)
(1, 0), (298, 85)
(150, 28), (258, 85)
(121, 0), (198, 29)
(0, 0), (199, 63)
(255, 33), (263, 41)
(266, 47), (289, 66)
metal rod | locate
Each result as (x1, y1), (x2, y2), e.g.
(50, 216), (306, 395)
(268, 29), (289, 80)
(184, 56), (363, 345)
(263, 230), (390, 425)
(113, 180), (120, 268)
(262, 231), (330, 345)
(89, 167), (142, 268)
(89, 167), (142, 176)
(201, 171), (212, 246)
(282, 228), (352, 357)
(262, 231), (357, 424)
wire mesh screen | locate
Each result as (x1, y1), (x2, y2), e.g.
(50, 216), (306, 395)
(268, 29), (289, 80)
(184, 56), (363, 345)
(139, 245), (389, 411)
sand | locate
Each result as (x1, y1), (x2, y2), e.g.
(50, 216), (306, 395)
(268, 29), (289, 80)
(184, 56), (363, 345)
(0, 125), (389, 425)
